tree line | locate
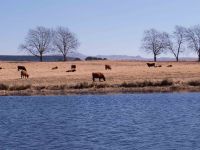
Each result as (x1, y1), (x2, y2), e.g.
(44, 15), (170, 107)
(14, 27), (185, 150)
(20, 26), (79, 62)
(21, 25), (200, 62)
(141, 25), (200, 62)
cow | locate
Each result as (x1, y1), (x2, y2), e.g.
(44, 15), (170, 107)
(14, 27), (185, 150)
(21, 70), (29, 79)
(147, 63), (156, 67)
(66, 69), (76, 72)
(105, 64), (112, 70)
(92, 72), (106, 82)
(18, 66), (27, 71)
(52, 66), (58, 70)
(156, 65), (162, 67)
(71, 65), (76, 70)
(167, 65), (173, 67)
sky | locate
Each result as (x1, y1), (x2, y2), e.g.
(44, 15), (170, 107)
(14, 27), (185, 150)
(0, 0), (200, 57)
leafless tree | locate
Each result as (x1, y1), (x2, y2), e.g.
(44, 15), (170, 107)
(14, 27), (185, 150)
(168, 26), (186, 62)
(142, 28), (170, 62)
(53, 27), (79, 61)
(20, 26), (52, 62)
(185, 25), (200, 61)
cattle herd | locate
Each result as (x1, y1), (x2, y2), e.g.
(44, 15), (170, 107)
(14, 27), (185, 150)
(15, 63), (172, 82)
(16, 64), (112, 82)
(146, 63), (173, 68)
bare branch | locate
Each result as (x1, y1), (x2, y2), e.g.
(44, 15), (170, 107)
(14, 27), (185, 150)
(168, 26), (186, 61)
(19, 26), (52, 61)
(185, 25), (200, 61)
(53, 26), (79, 61)
(141, 28), (169, 62)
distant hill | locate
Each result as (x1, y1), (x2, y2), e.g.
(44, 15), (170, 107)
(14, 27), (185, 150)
(0, 53), (197, 61)
(96, 55), (144, 60)
(68, 52), (87, 60)
(0, 55), (81, 61)
(96, 55), (197, 61)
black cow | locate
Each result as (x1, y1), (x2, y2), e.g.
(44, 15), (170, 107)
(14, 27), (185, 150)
(147, 63), (156, 67)
(66, 69), (76, 72)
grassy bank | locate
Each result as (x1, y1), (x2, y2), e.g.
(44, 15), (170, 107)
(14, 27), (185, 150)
(0, 79), (200, 96)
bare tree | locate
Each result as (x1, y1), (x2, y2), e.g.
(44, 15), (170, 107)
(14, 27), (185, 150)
(142, 28), (170, 62)
(53, 27), (79, 61)
(168, 26), (186, 62)
(185, 25), (200, 61)
(20, 26), (52, 62)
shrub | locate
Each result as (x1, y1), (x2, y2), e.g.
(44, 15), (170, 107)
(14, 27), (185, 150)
(70, 82), (94, 89)
(159, 79), (173, 86)
(47, 85), (66, 90)
(94, 83), (109, 88)
(9, 84), (31, 91)
(85, 56), (107, 61)
(120, 79), (173, 88)
(0, 84), (9, 90)
(188, 80), (200, 86)
(34, 86), (46, 90)
(73, 57), (82, 61)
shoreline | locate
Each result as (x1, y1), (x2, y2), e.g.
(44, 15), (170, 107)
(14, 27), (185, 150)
(0, 85), (199, 96)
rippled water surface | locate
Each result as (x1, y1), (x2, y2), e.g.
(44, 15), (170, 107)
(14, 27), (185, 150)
(0, 93), (200, 150)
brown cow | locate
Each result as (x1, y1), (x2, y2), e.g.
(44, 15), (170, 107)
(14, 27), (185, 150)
(167, 65), (173, 67)
(66, 69), (76, 72)
(71, 65), (76, 70)
(156, 65), (162, 67)
(18, 66), (27, 71)
(52, 66), (58, 70)
(105, 64), (112, 70)
(21, 70), (29, 79)
(92, 72), (106, 82)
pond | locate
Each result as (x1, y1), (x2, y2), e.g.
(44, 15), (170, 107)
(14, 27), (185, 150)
(0, 93), (200, 149)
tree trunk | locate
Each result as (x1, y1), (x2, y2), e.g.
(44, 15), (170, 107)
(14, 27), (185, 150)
(199, 50), (200, 62)
(40, 54), (43, 62)
(199, 54), (200, 62)
(176, 56), (179, 62)
(63, 55), (67, 61)
(154, 55), (157, 62)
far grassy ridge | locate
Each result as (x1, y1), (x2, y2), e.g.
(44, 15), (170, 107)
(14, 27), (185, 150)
(0, 79), (200, 96)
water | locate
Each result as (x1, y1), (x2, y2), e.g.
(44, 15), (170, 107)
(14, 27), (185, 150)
(0, 93), (200, 150)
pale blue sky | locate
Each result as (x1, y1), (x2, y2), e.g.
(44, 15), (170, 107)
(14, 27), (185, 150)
(0, 0), (200, 57)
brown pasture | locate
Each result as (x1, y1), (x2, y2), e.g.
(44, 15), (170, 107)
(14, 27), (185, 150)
(0, 61), (199, 87)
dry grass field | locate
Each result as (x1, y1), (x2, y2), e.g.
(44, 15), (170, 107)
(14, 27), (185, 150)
(0, 60), (199, 95)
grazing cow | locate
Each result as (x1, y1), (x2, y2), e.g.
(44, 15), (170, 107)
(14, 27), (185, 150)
(105, 64), (112, 70)
(167, 65), (173, 67)
(147, 63), (156, 67)
(71, 65), (76, 70)
(18, 66), (26, 71)
(92, 72), (106, 82)
(156, 65), (162, 67)
(21, 70), (29, 79)
(66, 69), (76, 72)
(52, 66), (58, 70)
